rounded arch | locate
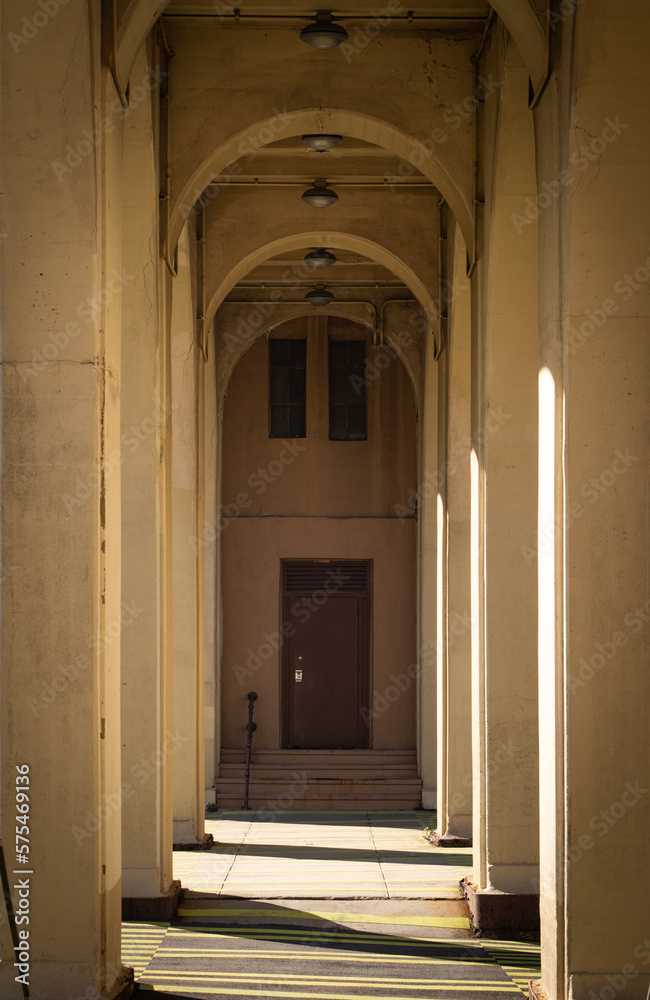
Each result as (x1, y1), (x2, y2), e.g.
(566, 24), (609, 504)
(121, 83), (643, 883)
(217, 310), (421, 416)
(207, 230), (438, 332)
(118, 1), (546, 123)
(176, 109), (474, 254)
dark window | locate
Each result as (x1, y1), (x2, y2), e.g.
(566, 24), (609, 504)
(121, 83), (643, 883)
(269, 338), (306, 438)
(329, 339), (367, 441)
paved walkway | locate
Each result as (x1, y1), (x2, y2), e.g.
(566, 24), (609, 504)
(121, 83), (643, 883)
(173, 811), (471, 899)
(123, 811), (541, 999)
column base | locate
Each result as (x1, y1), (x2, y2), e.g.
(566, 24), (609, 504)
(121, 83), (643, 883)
(173, 832), (215, 851)
(461, 879), (539, 939)
(122, 880), (182, 922)
(529, 979), (547, 1000)
(110, 967), (136, 1000)
(429, 831), (473, 848)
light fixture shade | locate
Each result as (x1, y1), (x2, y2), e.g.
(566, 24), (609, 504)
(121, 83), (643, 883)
(300, 12), (348, 49)
(301, 180), (339, 208)
(305, 286), (335, 306)
(304, 248), (337, 268)
(301, 134), (343, 152)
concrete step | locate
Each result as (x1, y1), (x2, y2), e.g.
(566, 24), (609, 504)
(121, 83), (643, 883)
(214, 776), (423, 810)
(219, 764), (419, 779)
(216, 797), (423, 810)
(215, 749), (422, 810)
(221, 748), (417, 763)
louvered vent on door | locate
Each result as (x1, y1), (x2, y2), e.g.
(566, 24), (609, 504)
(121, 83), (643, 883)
(283, 560), (371, 594)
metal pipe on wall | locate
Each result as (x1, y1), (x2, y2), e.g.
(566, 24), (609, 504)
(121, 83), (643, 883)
(159, 22), (178, 278)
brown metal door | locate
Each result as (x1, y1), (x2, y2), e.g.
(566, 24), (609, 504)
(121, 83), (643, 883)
(282, 561), (371, 749)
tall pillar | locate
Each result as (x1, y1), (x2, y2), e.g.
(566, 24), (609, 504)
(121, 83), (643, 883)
(0, 4), (128, 997)
(418, 312), (439, 809)
(537, 4), (650, 998)
(171, 224), (207, 847)
(435, 222), (473, 844)
(120, 44), (177, 918)
(468, 37), (540, 934)
(204, 333), (219, 804)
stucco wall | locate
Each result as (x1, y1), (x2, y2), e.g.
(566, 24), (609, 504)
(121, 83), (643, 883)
(220, 315), (418, 750)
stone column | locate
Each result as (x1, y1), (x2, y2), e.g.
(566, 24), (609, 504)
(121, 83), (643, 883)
(120, 44), (177, 918)
(171, 224), (207, 847)
(435, 222), (473, 844)
(0, 4), (128, 997)
(468, 38), (540, 933)
(536, 4), (650, 998)
(204, 334), (219, 805)
(418, 313), (439, 809)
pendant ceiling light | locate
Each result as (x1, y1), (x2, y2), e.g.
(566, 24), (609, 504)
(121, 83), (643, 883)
(304, 248), (337, 268)
(305, 286), (335, 306)
(301, 134), (343, 152)
(300, 11), (348, 49)
(301, 179), (339, 208)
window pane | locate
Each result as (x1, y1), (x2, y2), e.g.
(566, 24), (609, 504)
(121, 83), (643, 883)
(289, 339), (306, 366)
(270, 366), (288, 404)
(348, 340), (365, 365)
(329, 340), (347, 366)
(329, 405), (347, 440)
(329, 367), (347, 404)
(269, 339), (288, 366)
(270, 405), (288, 438)
(347, 366), (366, 402)
(289, 367), (306, 404)
(288, 405), (306, 438)
(348, 404), (367, 440)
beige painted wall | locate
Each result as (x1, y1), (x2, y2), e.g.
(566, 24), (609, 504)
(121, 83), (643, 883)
(222, 317), (417, 517)
(219, 315), (418, 751)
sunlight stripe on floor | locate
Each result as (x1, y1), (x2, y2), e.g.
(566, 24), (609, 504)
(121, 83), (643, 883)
(153, 952), (496, 967)
(137, 985), (520, 999)
(176, 908), (470, 929)
(140, 972), (520, 987)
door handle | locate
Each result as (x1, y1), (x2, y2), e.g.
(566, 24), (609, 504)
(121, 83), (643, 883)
(295, 669), (303, 682)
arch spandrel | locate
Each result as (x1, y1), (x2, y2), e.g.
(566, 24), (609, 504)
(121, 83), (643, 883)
(215, 306), (422, 417)
(204, 221), (438, 330)
(205, 231), (438, 340)
(117, 1), (546, 129)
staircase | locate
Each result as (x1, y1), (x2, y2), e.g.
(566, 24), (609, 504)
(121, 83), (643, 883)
(214, 748), (422, 810)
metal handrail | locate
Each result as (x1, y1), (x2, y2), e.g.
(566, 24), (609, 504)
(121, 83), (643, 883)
(243, 692), (258, 809)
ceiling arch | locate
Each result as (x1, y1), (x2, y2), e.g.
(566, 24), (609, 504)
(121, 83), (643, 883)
(117, 1), (546, 109)
(179, 109), (471, 254)
(206, 230), (438, 333)
(215, 306), (421, 413)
